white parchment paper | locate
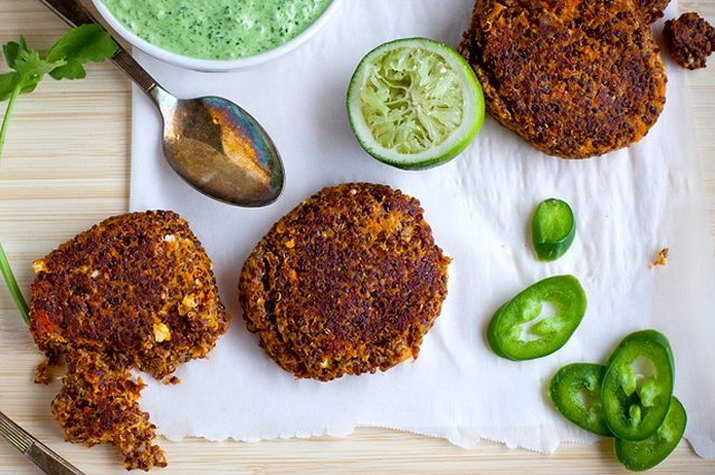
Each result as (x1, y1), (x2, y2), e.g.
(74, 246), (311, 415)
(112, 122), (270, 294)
(128, 0), (715, 457)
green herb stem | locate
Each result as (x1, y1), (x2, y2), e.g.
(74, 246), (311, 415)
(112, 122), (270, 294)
(0, 241), (30, 325)
(0, 86), (30, 325)
(0, 86), (29, 325)
(0, 27), (117, 326)
(0, 85), (20, 159)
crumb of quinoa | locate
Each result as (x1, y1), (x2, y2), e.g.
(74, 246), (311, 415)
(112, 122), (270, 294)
(651, 248), (670, 267)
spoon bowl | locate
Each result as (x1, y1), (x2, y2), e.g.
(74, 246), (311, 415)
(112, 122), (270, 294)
(153, 89), (284, 206)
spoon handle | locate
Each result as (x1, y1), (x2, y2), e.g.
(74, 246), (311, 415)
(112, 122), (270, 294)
(0, 411), (86, 475)
(38, 0), (159, 94)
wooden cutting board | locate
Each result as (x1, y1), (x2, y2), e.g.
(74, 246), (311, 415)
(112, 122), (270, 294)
(1, 1), (714, 473)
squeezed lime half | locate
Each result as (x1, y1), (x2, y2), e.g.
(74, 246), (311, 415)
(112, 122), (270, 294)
(347, 38), (485, 170)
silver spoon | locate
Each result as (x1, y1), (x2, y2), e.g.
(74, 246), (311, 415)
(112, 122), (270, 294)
(40, 0), (284, 207)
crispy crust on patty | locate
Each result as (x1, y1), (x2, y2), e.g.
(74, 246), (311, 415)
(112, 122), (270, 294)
(30, 210), (229, 470)
(239, 183), (450, 381)
(636, 0), (670, 24)
(30, 210), (229, 379)
(51, 351), (167, 471)
(664, 12), (715, 70)
(459, 0), (667, 159)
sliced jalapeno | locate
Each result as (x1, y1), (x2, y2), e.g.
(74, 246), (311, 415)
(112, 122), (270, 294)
(532, 198), (576, 262)
(487, 275), (587, 360)
(615, 397), (687, 472)
(549, 363), (612, 436)
(602, 330), (674, 441)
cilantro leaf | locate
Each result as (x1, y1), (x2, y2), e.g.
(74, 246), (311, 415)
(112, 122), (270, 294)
(13, 49), (64, 93)
(3, 41), (22, 69)
(49, 61), (87, 80)
(46, 24), (118, 66)
(0, 72), (19, 101)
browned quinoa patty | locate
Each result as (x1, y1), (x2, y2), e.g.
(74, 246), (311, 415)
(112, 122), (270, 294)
(30, 210), (229, 470)
(664, 12), (715, 70)
(239, 183), (450, 382)
(458, 0), (667, 159)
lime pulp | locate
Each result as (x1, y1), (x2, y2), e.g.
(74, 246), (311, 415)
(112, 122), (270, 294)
(347, 38), (485, 170)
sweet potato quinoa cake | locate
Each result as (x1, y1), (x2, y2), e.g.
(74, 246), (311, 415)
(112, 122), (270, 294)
(30, 210), (229, 470)
(239, 183), (451, 381)
(459, 0), (667, 158)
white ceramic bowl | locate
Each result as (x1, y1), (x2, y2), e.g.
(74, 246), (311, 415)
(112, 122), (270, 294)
(91, 0), (342, 72)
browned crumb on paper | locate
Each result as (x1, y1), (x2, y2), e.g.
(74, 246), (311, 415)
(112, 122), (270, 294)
(29, 210), (230, 470)
(651, 248), (670, 267)
(664, 12), (715, 70)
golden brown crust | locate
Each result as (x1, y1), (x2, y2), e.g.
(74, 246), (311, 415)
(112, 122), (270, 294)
(34, 353), (59, 385)
(51, 350), (167, 471)
(29, 210), (229, 470)
(239, 183), (450, 381)
(458, 0), (667, 159)
(664, 12), (715, 70)
(636, 0), (670, 24)
(30, 210), (229, 379)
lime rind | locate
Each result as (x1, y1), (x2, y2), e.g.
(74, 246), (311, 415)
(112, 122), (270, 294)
(347, 38), (485, 170)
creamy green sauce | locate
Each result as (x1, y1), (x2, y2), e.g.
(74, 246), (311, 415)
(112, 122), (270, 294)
(101, 0), (332, 60)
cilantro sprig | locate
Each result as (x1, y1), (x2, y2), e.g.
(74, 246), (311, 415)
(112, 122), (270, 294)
(0, 25), (117, 325)
(0, 25), (118, 156)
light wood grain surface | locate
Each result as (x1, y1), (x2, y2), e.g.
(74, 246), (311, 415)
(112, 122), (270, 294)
(1, 1), (714, 474)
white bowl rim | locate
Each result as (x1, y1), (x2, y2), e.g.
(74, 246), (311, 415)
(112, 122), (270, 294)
(91, 0), (342, 72)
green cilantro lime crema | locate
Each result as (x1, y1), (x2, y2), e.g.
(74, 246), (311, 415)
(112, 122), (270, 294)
(100, 0), (333, 60)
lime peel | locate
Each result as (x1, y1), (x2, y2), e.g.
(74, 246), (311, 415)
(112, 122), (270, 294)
(348, 38), (485, 170)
